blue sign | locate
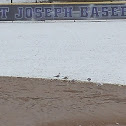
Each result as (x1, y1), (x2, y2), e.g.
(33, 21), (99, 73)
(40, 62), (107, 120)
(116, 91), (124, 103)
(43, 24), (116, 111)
(0, 3), (126, 21)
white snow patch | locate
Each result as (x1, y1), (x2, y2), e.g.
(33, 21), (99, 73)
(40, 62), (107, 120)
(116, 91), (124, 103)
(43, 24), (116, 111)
(0, 20), (126, 85)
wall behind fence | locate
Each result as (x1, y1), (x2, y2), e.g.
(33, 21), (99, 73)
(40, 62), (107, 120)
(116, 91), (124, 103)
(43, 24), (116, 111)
(0, 2), (126, 21)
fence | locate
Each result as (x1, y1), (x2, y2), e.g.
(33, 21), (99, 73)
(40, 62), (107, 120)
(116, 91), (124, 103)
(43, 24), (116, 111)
(0, 2), (126, 21)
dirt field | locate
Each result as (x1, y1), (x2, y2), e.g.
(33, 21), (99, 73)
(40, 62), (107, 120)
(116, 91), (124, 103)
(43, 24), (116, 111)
(0, 76), (126, 126)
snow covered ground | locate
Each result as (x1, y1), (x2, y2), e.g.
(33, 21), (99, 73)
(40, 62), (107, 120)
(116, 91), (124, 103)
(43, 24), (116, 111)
(0, 20), (126, 85)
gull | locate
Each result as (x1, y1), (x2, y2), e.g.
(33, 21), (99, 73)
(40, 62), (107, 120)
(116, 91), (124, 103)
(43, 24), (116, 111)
(118, 84), (121, 87)
(54, 73), (60, 78)
(71, 79), (75, 83)
(116, 123), (119, 125)
(62, 76), (68, 80)
(96, 83), (103, 86)
(87, 78), (91, 82)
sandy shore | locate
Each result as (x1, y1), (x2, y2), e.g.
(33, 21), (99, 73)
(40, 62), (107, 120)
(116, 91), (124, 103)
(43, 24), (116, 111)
(0, 76), (126, 126)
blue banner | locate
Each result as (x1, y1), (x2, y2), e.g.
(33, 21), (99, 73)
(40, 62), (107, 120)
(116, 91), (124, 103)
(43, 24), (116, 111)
(0, 2), (126, 21)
